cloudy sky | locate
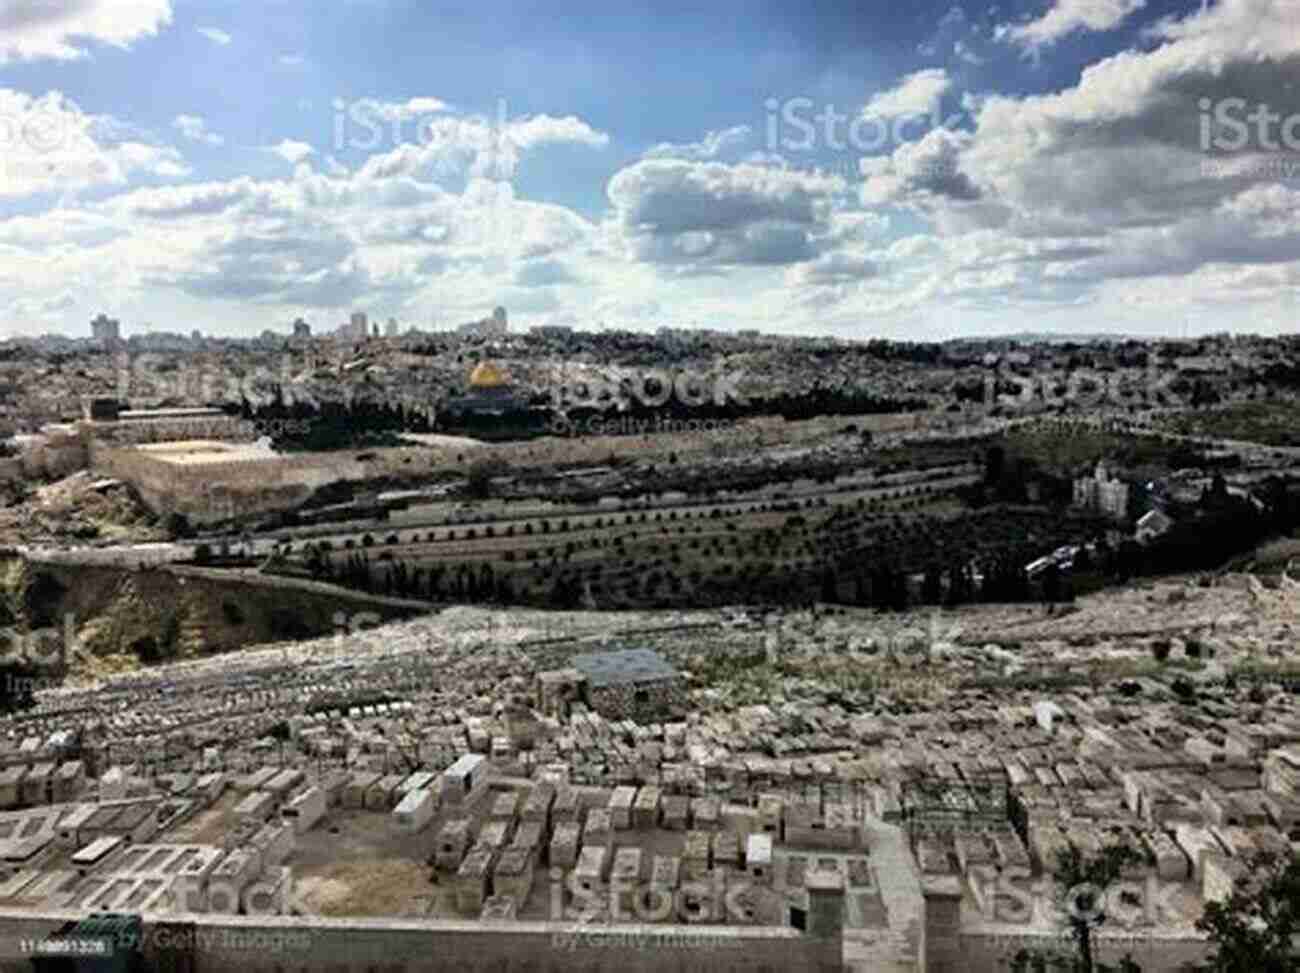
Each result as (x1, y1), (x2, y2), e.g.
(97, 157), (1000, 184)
(0, 0), (1296, 340)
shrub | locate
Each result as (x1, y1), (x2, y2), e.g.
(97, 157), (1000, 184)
(220, 601), (245, 626)
(1150, 639), (1171, 662)
(165, 512), (194, 539)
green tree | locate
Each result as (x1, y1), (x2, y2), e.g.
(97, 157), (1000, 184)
(1192, 850), (1300, 973)
(1010, 842), (1146, 973)
(466, 457), (507, 499)
(164, 512), (194, 539)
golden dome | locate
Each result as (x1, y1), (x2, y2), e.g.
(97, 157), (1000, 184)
(468, 360), (509, 388)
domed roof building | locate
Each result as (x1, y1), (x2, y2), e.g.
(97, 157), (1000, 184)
(468, 360), (510, 389)
(445, 359), (525, 418)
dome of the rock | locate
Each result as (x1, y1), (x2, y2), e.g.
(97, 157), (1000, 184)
(468, 361), (509, 389)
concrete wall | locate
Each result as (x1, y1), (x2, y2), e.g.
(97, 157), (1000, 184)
(84, 415), (259, 446)
(0, 910), (842, 973)
(955, 931), (1210, 973)
(89, 441), (457, 525)
(924, 879), (1212, 972)
(89, 444), (350, 524)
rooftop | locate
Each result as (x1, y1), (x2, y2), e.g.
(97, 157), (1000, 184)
(569, 648), (678, 689)
(133, 440), (278, 465)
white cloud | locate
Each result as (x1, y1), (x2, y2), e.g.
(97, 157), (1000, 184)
(0, 0), (172, 63)
(372, 96), (449, 119)
(196, 26), (231, 46)
(353, 111), (608, 183)
(997, 0), (1146, 51)
(953, 40), (985, 66)
(278, 53), (306, 67)
(863, 0), (1300, 300)
(860, 128), (980, 205)
(172, 114), (224, 146)
(268, 140), (315, 165)
(507, 114), (609, 151)
(863, 69), (952, 119)
(643, 125), (752, 161)
(12, 151), (603, 323)
(0, 89), (189, 198)
(608, 159), (845, 267)
(787, 250), (880, 286)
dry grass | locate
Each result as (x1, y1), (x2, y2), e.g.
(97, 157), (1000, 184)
(296, 858), (432, 917)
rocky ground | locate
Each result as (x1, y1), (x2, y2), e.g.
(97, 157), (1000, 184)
(0, 470), (163, 547)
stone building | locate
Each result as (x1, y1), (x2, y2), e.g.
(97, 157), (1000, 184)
(1073, 460), (1130, 522)
(90, 313), (121, 346)
(456, 306), (508, 338)
(566, 648), (683, 722)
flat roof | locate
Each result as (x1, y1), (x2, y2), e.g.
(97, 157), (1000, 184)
(569, 648), (678, 689)
(134, 440), (277, 465)
(445, 753), (486, 779)
(118, 408), (226, 419)
(71, 836), (123, 863)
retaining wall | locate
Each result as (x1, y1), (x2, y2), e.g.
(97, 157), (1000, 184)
(0, 910), (842, 973)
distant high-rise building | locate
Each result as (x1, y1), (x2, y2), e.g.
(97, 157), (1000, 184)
(350, 311), (368, 340)
(531, 324), (574, 339)
(292, 318), (311, 339)
(385, 317), (399, 337)
(457, 306), (508, 338)
(90, 313), (121, 345)
(191, 329), (203, 344)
